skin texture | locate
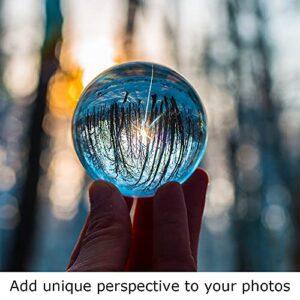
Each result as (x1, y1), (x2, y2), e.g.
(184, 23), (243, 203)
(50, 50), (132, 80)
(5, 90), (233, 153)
(67, 168), (209, 271)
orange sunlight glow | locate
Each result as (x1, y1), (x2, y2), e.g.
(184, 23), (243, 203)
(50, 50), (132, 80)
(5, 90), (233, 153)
(46, 42), (86, 220)
(47, 42), (84, 118)
(73, 39), (116, 87)
(45, 0), (125, 220)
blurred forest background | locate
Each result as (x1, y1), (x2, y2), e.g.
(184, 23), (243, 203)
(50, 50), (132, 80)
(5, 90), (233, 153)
(0, 0), (299, 271)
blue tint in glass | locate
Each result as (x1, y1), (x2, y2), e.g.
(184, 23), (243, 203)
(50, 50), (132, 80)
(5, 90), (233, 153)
(72, 62), (207, 197)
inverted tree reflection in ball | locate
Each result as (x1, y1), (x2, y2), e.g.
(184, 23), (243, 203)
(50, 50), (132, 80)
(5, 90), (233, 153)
(72, 62), (207, 197)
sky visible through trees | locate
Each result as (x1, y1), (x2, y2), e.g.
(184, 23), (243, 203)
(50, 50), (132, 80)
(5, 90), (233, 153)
(0, 0), (299, 271)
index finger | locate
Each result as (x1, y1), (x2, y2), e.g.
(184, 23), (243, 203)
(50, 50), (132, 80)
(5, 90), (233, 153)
(152, 182), (196, 271)
(182, 168), (209, 263)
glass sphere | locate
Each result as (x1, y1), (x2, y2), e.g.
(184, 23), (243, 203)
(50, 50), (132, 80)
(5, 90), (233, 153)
(72, 62), (207, 197)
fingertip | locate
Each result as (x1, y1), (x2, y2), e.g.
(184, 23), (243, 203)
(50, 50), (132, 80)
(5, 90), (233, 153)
(156, 181), (182, 196)
(191, 168), (209, 187)
(89, 180), (113, 198)
(153, 181), (194, 271)
(155, 181), (185, 213)
(89, 180), (120, 210)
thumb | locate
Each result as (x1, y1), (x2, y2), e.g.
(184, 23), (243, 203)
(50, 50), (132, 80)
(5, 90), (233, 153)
(67, 181), (131, 271)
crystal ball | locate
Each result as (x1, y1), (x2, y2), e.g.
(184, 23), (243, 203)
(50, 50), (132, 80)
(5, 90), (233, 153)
(72, 62), (207, 197)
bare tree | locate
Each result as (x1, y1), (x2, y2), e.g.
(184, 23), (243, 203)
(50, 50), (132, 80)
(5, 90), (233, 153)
(6, 0), (63, 270)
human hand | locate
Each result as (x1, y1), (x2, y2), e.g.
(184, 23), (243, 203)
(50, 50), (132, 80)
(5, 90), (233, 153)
(67, 168), (208, 271)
